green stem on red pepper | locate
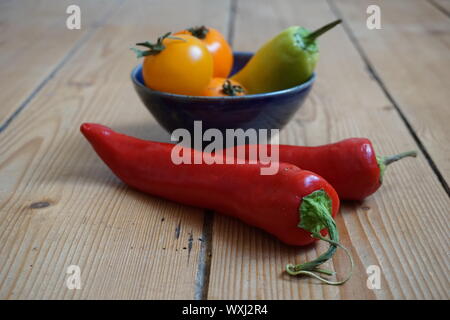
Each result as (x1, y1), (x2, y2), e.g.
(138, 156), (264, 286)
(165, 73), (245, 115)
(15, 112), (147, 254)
(286, 189), (354, 285)
(377, 150), (417, 182)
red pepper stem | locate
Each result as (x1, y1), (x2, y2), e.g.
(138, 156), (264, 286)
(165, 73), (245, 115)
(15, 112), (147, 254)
(304, 19), (342, 43)
(382, 150), (417, 166)
(286, 190), (353, 285)
(377, 150), (417, 182)
(306, 233), (354, 285)
(286, 217), (354, 285)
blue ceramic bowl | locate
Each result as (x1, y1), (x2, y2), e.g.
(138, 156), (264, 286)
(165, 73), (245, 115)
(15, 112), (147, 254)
(131, 52), (315, 135)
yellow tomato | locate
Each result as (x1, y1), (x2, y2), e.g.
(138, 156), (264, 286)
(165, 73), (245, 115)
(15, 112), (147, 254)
(137, 33), (213, 95)
(175, 26), (233, 78)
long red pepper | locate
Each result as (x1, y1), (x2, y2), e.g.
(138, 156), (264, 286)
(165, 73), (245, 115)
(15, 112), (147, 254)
(81, 123), (353, 284)
(230, 139), (417, 200)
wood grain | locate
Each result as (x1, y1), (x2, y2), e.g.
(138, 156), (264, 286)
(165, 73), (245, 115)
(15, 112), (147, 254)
(0, 0), (231, 299)
(0, 0), (120, 128)
(332, 0), (450, 184)
(207, 0), (450, 299)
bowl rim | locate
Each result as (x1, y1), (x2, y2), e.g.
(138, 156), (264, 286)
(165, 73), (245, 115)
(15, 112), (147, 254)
(130, 51), (316, 101)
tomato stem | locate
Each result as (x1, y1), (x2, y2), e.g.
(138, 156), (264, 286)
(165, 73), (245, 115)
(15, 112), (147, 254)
(221, 80), (245, 96)
(131, 32), (186, 58)
(286, 190), (353, 285)
(187, 25), (209, 39)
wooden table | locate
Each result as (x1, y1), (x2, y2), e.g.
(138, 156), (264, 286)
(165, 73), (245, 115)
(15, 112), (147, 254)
(1, 0), (449, 300)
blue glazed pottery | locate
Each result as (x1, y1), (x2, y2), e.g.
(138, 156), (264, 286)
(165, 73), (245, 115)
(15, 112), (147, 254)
(131, 52), (315, 136)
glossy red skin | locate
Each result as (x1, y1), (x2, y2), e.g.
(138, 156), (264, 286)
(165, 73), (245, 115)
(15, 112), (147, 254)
(231, 138), (380, 201)
(80, 123), (340, 246)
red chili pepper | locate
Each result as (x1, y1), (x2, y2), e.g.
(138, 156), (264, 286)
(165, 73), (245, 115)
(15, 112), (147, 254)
(230, 139), (417, 200)
(80, 123), (353, 284)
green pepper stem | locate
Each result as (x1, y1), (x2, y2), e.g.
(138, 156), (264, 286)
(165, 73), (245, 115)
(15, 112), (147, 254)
(286, 189), (353, 285)
(305, 19), (342, 43)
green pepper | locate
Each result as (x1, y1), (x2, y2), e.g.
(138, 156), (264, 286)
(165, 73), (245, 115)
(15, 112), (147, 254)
(231, 19), (342, 94)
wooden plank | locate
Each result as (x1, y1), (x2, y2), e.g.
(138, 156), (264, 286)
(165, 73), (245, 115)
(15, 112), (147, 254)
(0, 0), (231, 299)
(207, 0), (450, 299)
(0, 0), (120, 128)
(332, 0), (450, 184)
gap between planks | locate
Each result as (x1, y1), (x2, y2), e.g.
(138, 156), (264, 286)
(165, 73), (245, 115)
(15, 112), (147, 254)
(428, 0), (450, 18)
(194, 0), (238, 300)
(194, 212), (214, 300)
(0, 0), (124, 134)
(327, 0), (450, 197)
